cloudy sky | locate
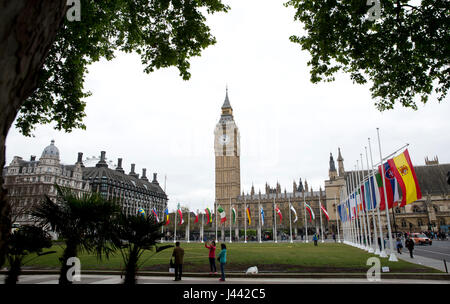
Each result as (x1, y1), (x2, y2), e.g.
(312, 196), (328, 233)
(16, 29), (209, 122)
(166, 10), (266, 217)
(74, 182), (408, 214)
(5, 0), (450, 212)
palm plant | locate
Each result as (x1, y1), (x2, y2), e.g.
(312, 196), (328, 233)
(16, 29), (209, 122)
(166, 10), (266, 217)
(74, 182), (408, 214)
(5, 225), (54, 284)
(111, 213), (173, 285)
(31, 185), (120, 284)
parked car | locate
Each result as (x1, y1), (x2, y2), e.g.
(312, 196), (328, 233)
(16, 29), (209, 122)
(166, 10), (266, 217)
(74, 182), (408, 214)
(410, 233), (432, 245)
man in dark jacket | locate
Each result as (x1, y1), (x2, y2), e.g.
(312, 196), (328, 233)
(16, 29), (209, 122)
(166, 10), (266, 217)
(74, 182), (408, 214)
(405, 237), (415, 258)
(172, 242), (185, 281)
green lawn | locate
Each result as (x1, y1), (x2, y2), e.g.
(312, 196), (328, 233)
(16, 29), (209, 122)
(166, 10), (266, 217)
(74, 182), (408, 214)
(20, 242), (440, 274)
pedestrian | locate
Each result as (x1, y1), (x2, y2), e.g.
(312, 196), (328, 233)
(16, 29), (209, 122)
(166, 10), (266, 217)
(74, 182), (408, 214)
(313, 233), (318, 246)
(172, 241), (184, 281)
(396, 237), (403, 254)
(405, 236), (415, 258)
(378, 237), (382, 251)
(218, 243), (227, 282)
(205, 240), (217, 274)
(332, 233), (336, 242)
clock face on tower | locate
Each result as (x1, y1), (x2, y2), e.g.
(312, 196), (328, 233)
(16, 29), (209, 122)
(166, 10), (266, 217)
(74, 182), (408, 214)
(219, 134), (230, 145)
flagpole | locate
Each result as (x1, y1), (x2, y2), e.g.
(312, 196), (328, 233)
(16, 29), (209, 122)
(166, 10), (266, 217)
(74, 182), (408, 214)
(273, 197), (277, 243)
(304, 193), (308, 243)
(334, 194), (341, 243)
(229, 198), (232, 244)
(344, 175), (353, 245)
(201, 210), (204, 243)
(174, 207), (177, 243)
(369, 137), (386, 257)
(161, 208), (164, 243)
(187, 208), (190, 243)
(289, 197), (293, 243)
(258, 197), (262, 243)
(352, 165), (363, 249)
(215, 201), (218, 243)
(365, 146), (379, 255)
(244, 197), (247, 244)
(360, 153), (373, 253)
(319, 199), (324, 243)
(376, 128), (398, 262)
(357, 160), (369, 251)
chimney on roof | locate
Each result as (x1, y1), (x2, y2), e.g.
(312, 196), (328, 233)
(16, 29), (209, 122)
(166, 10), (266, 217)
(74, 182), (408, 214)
(115, 158), (124, 174)
(76, 152), (85, 167)
(129, 164), (139, 178)
(30, 155), (36, 161)
(141, 168), (148, 181)
(96, 151), (108, 168)
(152, 173), (159, 184)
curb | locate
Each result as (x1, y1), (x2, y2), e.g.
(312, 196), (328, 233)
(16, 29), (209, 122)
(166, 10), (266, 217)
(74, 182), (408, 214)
(1, 270), (449, 281)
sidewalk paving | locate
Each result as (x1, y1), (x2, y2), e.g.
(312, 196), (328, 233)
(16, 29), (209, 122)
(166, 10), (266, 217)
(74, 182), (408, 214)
(396, 252), (448, 273)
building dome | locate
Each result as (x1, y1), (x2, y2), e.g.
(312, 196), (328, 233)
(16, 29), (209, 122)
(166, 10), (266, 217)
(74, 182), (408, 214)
(41, 140), (60, 159)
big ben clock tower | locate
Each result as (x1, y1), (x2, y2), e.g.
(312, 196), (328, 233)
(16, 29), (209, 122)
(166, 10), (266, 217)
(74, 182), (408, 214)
(214, 88), (241, 211)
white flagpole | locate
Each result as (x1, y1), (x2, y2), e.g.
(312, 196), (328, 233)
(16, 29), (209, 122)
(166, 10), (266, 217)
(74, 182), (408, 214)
(334, 194), (341, 243)
(229, 198), (232, 244)
(174, 207), (177, 243)
(304, 193), (308, 243)
(244, 197), (247, 243)
(360, 153), (373, 253)
(289, 197), (293, 243)
(351, 166), (362, 248)
(201, 210), (204, 243)
(369, 137), (387, 257)
(215, 201), (218, 243)
(319, 199), (324, 243)
(187, 208), (190, 243)
(273, 197), (277, 243)
(258, 198), (262, 243)
(376, 128), (398, 262)
(365, 145), (379, 255)
(356, 160), (369, 251)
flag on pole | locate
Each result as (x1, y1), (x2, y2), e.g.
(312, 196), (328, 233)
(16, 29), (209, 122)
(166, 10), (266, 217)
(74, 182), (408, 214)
(260, 207), (264, 226)
(305, 203), (315, 222)
(217, 206), (226, 223)
(205, 208), (212, 224)
(388, 149), (422, 207)
(290, 204), (297, 223)
(151, 208), (159, 222)
(164, 208), (169, 226)
(369, 175), (379, 209)
(378, 163), (396, 210)
(246, 206), (251, 225)
(232, 207), (236, 224)
(193, 210), (199, 223)
(177, 203), (184, 225)
(320, 202), (329, 220)
(275, 205), (282, 222)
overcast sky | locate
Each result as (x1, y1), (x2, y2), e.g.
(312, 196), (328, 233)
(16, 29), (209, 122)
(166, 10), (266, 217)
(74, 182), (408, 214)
(5, 0), (450, 212)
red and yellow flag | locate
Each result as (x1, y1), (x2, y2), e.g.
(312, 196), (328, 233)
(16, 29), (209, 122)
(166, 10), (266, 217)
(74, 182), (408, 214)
(246, 206), (251, 225)
(388, 149), (422, 207)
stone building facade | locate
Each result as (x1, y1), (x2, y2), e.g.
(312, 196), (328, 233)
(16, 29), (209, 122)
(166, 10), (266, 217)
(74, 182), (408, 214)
(4, 140), (89, 225)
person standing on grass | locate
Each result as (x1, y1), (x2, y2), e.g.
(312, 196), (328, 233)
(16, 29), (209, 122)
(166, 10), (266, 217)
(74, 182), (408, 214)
(396, 237), (403, 254)
(172, 242), (184, 281)
(205, 240), (217, 274)
(218, 243), (227, 282)
(313, 233), (318, 246)
(405, 237), (415, 258)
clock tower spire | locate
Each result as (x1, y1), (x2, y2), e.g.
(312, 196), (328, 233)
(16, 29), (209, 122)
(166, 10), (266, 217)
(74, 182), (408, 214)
(214, 87), (241, 213)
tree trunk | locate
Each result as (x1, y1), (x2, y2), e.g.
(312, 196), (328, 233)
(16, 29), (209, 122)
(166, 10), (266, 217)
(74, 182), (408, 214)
(5, 256), (23, 284)
(59, 243), (77, 285)
(0, 0), (67, 268)
(124, 247), (139, 285)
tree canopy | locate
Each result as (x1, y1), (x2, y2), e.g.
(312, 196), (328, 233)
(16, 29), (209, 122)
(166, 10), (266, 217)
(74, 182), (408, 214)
(16, 0), (229, 136)
(285, 0), (449, 110)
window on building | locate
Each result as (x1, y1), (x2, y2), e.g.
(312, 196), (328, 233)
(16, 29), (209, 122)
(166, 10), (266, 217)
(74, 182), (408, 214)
(418, 219), (423, 226)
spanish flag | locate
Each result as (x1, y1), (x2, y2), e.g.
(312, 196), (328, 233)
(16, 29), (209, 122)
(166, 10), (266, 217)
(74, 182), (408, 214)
(246, 206), (251, 225)
(388, 149), (422, 207)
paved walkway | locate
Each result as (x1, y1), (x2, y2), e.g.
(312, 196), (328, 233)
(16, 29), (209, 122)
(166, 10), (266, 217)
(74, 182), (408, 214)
(0, 274), (449, 284)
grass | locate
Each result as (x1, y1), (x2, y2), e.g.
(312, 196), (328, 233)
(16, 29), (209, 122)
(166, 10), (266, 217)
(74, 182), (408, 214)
(19, 242), (441, 274)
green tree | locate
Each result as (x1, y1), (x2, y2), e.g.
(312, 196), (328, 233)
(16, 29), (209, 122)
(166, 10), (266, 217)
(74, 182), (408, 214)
(285, 0), (449, 110)
(0, 0), (228, 268)
(4, 225), (54, 284)
(111, 213), (173, 285)
(31, 186), (120, 284)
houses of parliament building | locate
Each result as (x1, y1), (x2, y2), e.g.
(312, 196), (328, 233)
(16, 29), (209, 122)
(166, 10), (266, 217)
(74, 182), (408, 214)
(214, 90), (450, 240)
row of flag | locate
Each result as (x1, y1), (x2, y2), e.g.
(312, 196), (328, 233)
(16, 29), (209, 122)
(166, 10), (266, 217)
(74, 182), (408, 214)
(337, 149), (421, 223)
(145, 201), (330, 227)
